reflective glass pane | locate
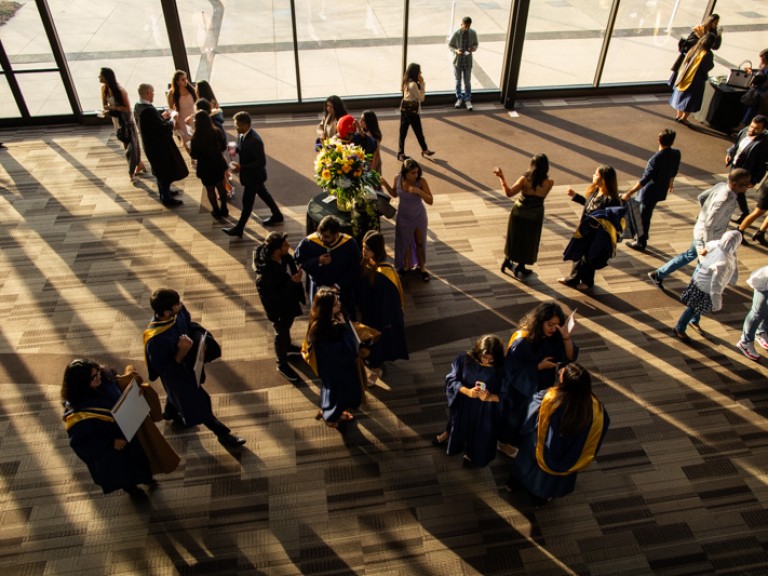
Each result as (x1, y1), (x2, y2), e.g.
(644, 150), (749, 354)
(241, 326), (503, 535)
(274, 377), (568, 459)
(47, 0), (175, 114)
(0, 1), (56, 71)
(294, 0), (404, 100)
(177, 0), (297, 104)
(16, 72), (71, 116)
(407, 1), (514, 97)
(601, 0), (711, 84)
(0, 76), (21, 118)
(518, 0), (610, 88)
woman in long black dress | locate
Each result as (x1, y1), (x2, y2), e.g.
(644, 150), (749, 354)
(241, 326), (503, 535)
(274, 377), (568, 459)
(190, 110), (229, 219)
(493, 153), (554, 278)
(62, 359), (153, 498)
(669, 33), (716, 125)
(558, 165), (621, 290)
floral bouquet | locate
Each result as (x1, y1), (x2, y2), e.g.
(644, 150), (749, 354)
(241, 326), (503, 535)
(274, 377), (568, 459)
(314, 138), (381, 211)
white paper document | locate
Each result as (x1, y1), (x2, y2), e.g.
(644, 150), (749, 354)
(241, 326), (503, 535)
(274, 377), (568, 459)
(112, 378), (150, 441)
(194, 331), (207, 386)
(566, 308), (577, 334)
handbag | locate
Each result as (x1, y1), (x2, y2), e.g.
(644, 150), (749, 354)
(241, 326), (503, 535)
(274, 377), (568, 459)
(399, 99), (419, 114)
(740, 86), (760, 107)
(116, 120), (131, 144)
(726, 60), (753, 88)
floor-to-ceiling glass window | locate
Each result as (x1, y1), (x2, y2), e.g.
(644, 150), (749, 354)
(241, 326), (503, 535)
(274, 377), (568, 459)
(177, 0), (298, 105)
(0, 1), (69, 116)
(405, 0), (514, 97)
(708, 0), (768, 82)
(517, 0), (612, 89)
(601, 0), (712, 85)
(293, 0), (404, 101)
(47, 0), (175, 114)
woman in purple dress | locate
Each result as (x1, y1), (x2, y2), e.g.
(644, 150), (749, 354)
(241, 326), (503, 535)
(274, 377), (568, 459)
(382, 159), (433, 282)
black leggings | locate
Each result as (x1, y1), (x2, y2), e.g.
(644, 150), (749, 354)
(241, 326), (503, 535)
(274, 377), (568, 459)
(398, 111), (428, 154)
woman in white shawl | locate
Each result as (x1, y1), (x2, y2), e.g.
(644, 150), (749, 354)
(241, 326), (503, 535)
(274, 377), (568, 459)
(673, 230), (741, 343)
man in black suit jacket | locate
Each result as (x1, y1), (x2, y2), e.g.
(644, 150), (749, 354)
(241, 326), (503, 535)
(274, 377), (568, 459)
(223, 112), (283, 238)
(134, 83), (187, 207)
(727, 115), (768, 224)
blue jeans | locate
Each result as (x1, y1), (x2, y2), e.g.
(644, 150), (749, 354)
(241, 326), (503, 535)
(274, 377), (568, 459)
(742, 288), (768, 342)
(675, 306), (701, 333)
(656, 240), (698, 280)
(454, 66), (472, 101)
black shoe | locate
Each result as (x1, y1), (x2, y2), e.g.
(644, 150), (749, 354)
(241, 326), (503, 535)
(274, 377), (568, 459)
(627, 241), (646, 251)
(277, 363), (299, 382)
(211, 209), (223, 219)
(500, 259), (511, 274)
(218, 433), (246, 448)
(647, 270), (663, 288)
(169, 190), (181, 197)
(753, 231), (768, 247)
(262, 215), (284, 226)
(162, 198), (183, 207)
(222, 226), (243, 238)
(220, 207), (229, 218)
(740, 233), (749, 245)
(673, 328), (691, 344)
(124, 485), (147, 499)
(287, 344), (302, 357)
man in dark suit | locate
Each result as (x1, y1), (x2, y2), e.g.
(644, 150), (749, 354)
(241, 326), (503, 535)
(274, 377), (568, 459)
(134, 83), (187, 207)
(621, 128), (681, 251)
(223, 111), (283, 238)
(727, 115), (768, 224)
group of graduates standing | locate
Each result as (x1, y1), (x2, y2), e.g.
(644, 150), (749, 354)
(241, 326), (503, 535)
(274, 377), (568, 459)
(434, 302), (610, 506)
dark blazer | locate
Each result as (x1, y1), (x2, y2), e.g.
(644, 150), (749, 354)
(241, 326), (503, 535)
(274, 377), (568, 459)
(727, 129), (768, 185)
(134, 102), (189, 183)
(237, 128), (267, 186)
(636, 147), (681, 204)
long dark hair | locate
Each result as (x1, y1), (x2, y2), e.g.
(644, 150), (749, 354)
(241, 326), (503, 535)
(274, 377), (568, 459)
(681, 32), (716, 70)
(61, 358), (101, 403)
(525, 153), (549, 190)
(307, 287), (341, 343)
(519, 302), (566, 347)
(586, 165), (619, 202)
(196, 80), (218, 107)
(325, 95), (348, 122)
(551, 363), (594, 436)
(190, 110), (222, 157)
(403, 63), (421, 90)
(468, 335), (505, 368)
(361, 110), (382, 142)
(99, 67), (125, 107)
(169, 70), (198, 110)
(361, 230), (387, 286)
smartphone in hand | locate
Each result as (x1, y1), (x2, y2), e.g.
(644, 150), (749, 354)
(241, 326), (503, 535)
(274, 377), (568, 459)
(475, 381), (486, 392)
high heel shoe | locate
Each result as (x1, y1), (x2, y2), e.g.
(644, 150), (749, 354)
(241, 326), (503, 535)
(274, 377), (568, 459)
(500, 259), (512, 274)
(396, 153), (408, 162)
(421, 150), (435, 158)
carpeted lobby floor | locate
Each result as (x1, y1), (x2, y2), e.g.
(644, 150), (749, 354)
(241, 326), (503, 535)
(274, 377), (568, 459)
(0, 96), (767, 576)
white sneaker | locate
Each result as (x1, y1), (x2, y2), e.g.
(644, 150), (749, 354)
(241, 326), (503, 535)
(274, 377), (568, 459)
(737, 340), (761, 362)
(465, 101), (473, 111)
(756, 333), (768, 351)
(454, 98), (463, 109)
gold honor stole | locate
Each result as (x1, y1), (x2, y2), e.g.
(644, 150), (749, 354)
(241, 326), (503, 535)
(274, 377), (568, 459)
(535, 389), (605, 476)
(676, 49), (705, 91)
(308, 232), (353, 250)
(507, 329), (529, 350)
(376, 263), (404, 308)
(142, 316), (177, 368)
(64, 407), (115, 431)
